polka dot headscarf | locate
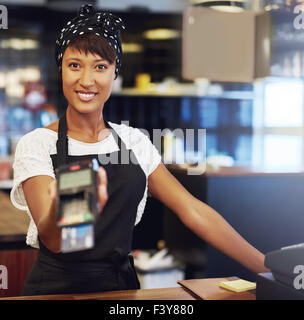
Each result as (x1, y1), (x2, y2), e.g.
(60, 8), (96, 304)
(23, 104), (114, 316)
(55, 4), (125, 79)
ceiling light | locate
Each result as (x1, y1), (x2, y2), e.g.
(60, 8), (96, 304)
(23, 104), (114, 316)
(122, 43), (143, 53)
(143, 29), (181, 40)
(190, 0), (245, 13)
(0, 38), (39, 50)
(264, 4), (280, 11)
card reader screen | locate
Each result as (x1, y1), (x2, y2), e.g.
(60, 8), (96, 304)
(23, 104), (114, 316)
(59, 169), (92, 190)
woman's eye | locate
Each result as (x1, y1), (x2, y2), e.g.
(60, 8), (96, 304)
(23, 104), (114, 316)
(69, 63), (79, 68)
(97, 64), (107, 70)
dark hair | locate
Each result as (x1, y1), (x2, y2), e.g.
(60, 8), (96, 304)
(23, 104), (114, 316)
(68, 33), (117, 64)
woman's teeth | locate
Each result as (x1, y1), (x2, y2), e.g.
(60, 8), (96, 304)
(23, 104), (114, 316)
(77, 92), (96, 101)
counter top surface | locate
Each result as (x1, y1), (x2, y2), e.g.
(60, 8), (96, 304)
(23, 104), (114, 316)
(0, 286), (198, 300)
(0, 277), (256, 300)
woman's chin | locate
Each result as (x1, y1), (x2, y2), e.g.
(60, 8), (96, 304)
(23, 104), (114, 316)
(69, 104), (101, 114)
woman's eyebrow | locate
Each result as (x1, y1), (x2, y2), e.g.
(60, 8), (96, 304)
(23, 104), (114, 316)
(66, 57), (107, 62)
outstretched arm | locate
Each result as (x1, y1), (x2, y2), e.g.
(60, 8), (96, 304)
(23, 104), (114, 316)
(148, 163), (269, 274)
(22, 167), (108, 253)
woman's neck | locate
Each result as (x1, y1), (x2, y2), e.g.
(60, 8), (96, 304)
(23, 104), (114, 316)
(65, 107), (110, 143)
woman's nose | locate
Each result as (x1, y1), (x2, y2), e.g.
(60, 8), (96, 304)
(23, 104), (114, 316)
(79, 69), (95, 87)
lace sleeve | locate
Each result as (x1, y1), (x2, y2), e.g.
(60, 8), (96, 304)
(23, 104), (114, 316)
(10, 130), (56, 212)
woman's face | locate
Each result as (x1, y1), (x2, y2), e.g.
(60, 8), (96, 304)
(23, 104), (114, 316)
(61, 46), (116, 114)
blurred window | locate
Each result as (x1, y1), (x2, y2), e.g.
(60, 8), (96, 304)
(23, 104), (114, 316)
(253, 78), (304, 170)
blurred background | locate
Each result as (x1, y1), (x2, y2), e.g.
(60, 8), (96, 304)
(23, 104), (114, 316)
(1, 0), (304, 296)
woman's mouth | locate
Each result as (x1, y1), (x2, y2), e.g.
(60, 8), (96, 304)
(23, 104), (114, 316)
(75, 91), (98, 102)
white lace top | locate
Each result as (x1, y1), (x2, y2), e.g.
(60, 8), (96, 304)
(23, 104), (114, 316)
(10, 121), (162, 249)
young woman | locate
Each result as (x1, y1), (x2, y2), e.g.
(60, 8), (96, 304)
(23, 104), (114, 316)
(11, 4), (269, 296)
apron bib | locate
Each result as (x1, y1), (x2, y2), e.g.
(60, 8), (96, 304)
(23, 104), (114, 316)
(22, 113), (146, 295)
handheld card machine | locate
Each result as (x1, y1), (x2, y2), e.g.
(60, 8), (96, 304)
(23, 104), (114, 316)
(56, 158), (100, 253)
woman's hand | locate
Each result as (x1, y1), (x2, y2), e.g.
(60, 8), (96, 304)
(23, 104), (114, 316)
(23, 176), (61, 253)
(48, 167), (108, 213)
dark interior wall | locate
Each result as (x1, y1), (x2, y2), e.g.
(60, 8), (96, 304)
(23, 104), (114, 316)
(205, 174), (304, 281)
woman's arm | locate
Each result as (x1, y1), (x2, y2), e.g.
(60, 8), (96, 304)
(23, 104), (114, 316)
(23, 175), (61, 253)
(148, 163), (269, 274)
(22, 167), (108, 253)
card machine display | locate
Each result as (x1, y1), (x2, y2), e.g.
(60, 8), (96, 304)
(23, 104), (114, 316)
(56, 159), (100, 253)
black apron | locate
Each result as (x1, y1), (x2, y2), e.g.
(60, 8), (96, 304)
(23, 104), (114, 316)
(22, 113), (146, 296)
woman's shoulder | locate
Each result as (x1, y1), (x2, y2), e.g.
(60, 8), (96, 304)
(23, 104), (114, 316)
(108, 121), (151, 148)
(44, 119), (59, 133)
(16, 124), (58, 154)
(108, 121), (161, 176)
(21, 123), (58, 141)
(19, 129), (53, 141)
(108, 121), (149, 139)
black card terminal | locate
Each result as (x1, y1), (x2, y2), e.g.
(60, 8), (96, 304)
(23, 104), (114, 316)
(55, 158), (100, 252)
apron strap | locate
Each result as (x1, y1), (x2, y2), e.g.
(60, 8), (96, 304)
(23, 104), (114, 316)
(56, 113), (68, 166)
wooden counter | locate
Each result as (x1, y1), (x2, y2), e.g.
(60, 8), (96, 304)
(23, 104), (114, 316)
(0, 277), (256, 300)
(0, 287), (197, 300)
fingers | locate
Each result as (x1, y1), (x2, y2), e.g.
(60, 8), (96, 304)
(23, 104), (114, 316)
(97, 167), (108, 212)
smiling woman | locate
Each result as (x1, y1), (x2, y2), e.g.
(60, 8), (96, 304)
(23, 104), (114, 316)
(10, 3), (269, 298)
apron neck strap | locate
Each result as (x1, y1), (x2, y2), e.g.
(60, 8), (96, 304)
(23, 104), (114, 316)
(56, 113), (68, 166)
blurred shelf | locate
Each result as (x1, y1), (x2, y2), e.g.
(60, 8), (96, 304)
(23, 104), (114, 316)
(166, 164), (304, 176)
(112, 88), (254, 99)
